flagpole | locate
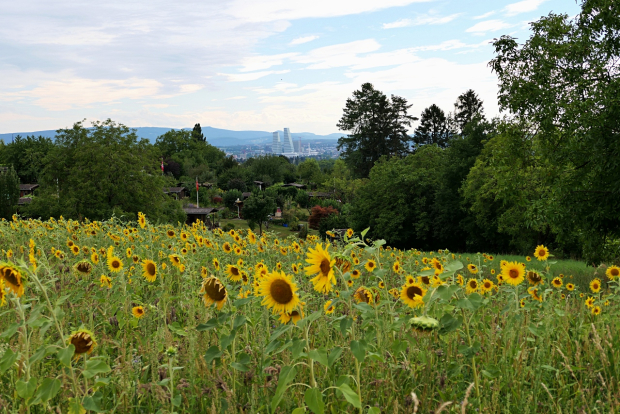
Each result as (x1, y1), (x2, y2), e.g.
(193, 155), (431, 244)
(196, 177), (199, 208)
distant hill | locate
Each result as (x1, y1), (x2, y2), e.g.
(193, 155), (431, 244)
(0, 126), (344, 147)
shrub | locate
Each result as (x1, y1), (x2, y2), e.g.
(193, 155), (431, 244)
(308, 205), (338, 230)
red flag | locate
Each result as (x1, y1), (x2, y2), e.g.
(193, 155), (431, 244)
(161, 159), (164, 171)
(196, 178), (199, 192)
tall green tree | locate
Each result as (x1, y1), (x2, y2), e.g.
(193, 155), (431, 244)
(155, 129), (224, 179)
(453, 90), (484, 134)
(242, 191), (276, 235)
(0, 166), (19, 220)
(192, 123), (206, 142)
(413, 104), (451, 148)
(337, 83), (417, 178)
(26, 119), (184, 223)
(0, 135), (55, 183)
(490, 0), (620, 262)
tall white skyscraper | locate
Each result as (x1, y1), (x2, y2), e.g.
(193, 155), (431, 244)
(272, 132), (282, 154)
(282, 128), (295, 154)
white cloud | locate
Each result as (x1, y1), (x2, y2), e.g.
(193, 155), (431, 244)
(473, 11), (496, 19)
(225, 96), (247, 100)
(289, 35), (319, 45)
(383, 13), (460, 29)
(466, 19), (513, 34)
(504, 0), (546, 15)
(238, 53), (299, 72)
(219, 70), (290, 82)
(224, 0), (432, 22)
(292, 39), (382, 69)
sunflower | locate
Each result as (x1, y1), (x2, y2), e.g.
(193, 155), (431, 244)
(234, 247), (242, 255)
(354, 286), (374, 305)
(526, 271), (543, 286)
(480, 279), (495, 294)
(534, 245), (549, 261)
(200, 277), (228, 310)
(566, 283), (575, 291)
(388, 288), (400, 299)
(456, 274), (464, 286)
(248, 233), (257, 244)
(126, 248), (132, 258)
(304, 243), (337, 294)
(502, 262), (525, 286)
(212, 258), (220, 271)
(346, 228), (354, 238)
(258, 271), (300, 315)
(73, 261), (93, 276)
(467, 264), (478, 274)
(168, 254), (181, 268)
(400, 282), (425, 308)
(347, 279), (353, 287)
(365, 260), (377, 272)
(132, 306), (145, 318)
(378, 281), (385, 289)
(138, 212), (146, 229)
(348, 269), (360, 280)
(585, 297), (595, 308)
(241, 271), (249, 285)
(107, 255), (124, 273)
(590, 278), (601, 293)
(490, 269), (496, 275)
(91, 252), (100, 264)
(528, 287), (542, 302)
(68, 328), (97, 355)
(525, 256), (531, 262)
(324, 300), (335, 314)
(141, 260), (157, 282)
(606, 266), (620, 280)
(520, 298), (526, 308)
(466, 279), (479, 294)
(166, 229), (175, 238)
(551, 277), (563, 288)
(100, 275), (112, 288)
(222, 242), (232, 254)
(223, 265), (242, 282)
(291, 264), (299, 274)
(336, 258), (351, 273)
(592, 305), (601, 315)
(71, 245), (80, 255)
(0, 264), (25, 297)
(431, 259), (444, 275)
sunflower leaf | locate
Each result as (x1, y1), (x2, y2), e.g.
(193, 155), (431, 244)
(290, 338), (306, 359)
(83, 358), (111, 379)
(0, 348), (18, 373)
(340, 317), (353, 336)
(350, 340), (367, 363)
(309, 348), (328, 367)
(233, 315), (247, 330)
(269, 324), (292, 343)
(305, 388), (325, 414)
(16, 377), (37, 399)
(204, 346), (222, 364)
(271, 365), (297, 413)
(438, 313), (462, 336)
(196, 317), (219, 332)
(234, 297), (254, 307)
(57, 345), (75, 368)
(337, 383), (362, 408)
(31, 378), (61, 405)
(328, 347), (343, 367)
(0, 322), (21, 340)
(83, 391), (104, 412)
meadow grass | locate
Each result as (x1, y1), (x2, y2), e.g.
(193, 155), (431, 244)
(0, 217), (618, 413)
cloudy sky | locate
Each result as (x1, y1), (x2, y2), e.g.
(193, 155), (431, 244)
(0, 0), (580, 134)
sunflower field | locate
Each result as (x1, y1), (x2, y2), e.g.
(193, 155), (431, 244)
(1, 214), (619, 413)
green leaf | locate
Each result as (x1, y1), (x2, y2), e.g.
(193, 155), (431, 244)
(269, 324), (292, 343)
(340, 317), (353, 336)
(16, 377), (37, 399)
(82, 358), (111, 379)
(328, 347), (343, 368)
(350, 340), (367, 363)
(271, 365), (297, 413)
(0, 322), (21, 340)
(457, 341), (481, 359)
(337, 383), (361, 409)
(438, 313), (462, 336)
(220, 329), (238, 350)
(233, 297), (254, 307)
(171, 394), (182, 407)
(233, 315), (247, 330)
(0, 348), (18, 373)
(437, 284), (460, 301)
(67, 398), (86, 414)
(83, 391), (104, 412)
(309, 348), (328, 367)
(168, 322), (186, 336)
(444, 260), (463, 272)
(231, 352), (251, 372)
(528, 324), (545, 337)
(196, 317), (219, 331)
(292, 408), (306, 414)
(32, 378), (61, 405)
(290, 338), (306, 359)
(481, 364), (500, 379)
(368, 408), (381, 414)
(29, 345), (48, 365)
(204, 346), (222, 364)
(58, 345), (75, 368)
(305, 388), (325, 414)
(264, 339), (283, 355)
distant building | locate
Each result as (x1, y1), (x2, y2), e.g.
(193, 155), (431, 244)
(293, 137), (302, 153)
(282, 128), (295, 154)
(272, 132), (282, 154)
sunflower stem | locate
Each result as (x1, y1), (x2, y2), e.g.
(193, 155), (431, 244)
(303, 325), (317, 388)
(354, 357), (363, 414)
(461, 308), (481, 401)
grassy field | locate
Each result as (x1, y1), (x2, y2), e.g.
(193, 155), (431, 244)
(0, 217), (618, 413)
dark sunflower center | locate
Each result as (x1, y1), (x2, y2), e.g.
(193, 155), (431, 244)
(484, 282), (491, 289)
(270, 279), (293, 304)
(242, 274), (248, 282)
(146, 263), (156, 276)
(537, 249), (545, 257)
(421, 276), (430, 285)
(77, 263), (91, 273)
(5, 270), (19, 286)
(611, 269), (619, 276)
(407, 285), (423, 299)
(469, 281), (477, 288)
(319, 259), (331, 276)
(593, 283), (599, 289)
(231, 267), (239, 276)
(71, 333), (93, 354)
(509, 269), (519, 279)
(112, 260), (120, 269)
(368, 262), (375, 268)
(205, 279), (226, 301)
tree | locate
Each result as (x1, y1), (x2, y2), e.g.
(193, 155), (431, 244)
(413, 104), (450, 148)
(192, 123), (206, 142)
(0, 166), (19, 220)
(308, 206), (339, 230)
(223, 189), (243, 211)
(350, 146), (444, 249)
(25, 119), (184, 223)
(490, 0), (620, 262)
(297, 159), (321, 183)
(337, 83), (417, 178)
(242, 192), (276, 235)
(0, 135), (55, 183)
(453, 90), (484, 134)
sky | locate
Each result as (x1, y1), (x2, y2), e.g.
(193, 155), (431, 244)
(0, 0), (581, 135)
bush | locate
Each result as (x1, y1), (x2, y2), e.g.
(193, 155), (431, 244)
(319, 213), (349, 239)
(222, 222), (235, 232)
(298, 224), (308, 240)
(308, 205), (338, 230)
(223, 189), (243, 210)
(295, 190), (309, 208)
